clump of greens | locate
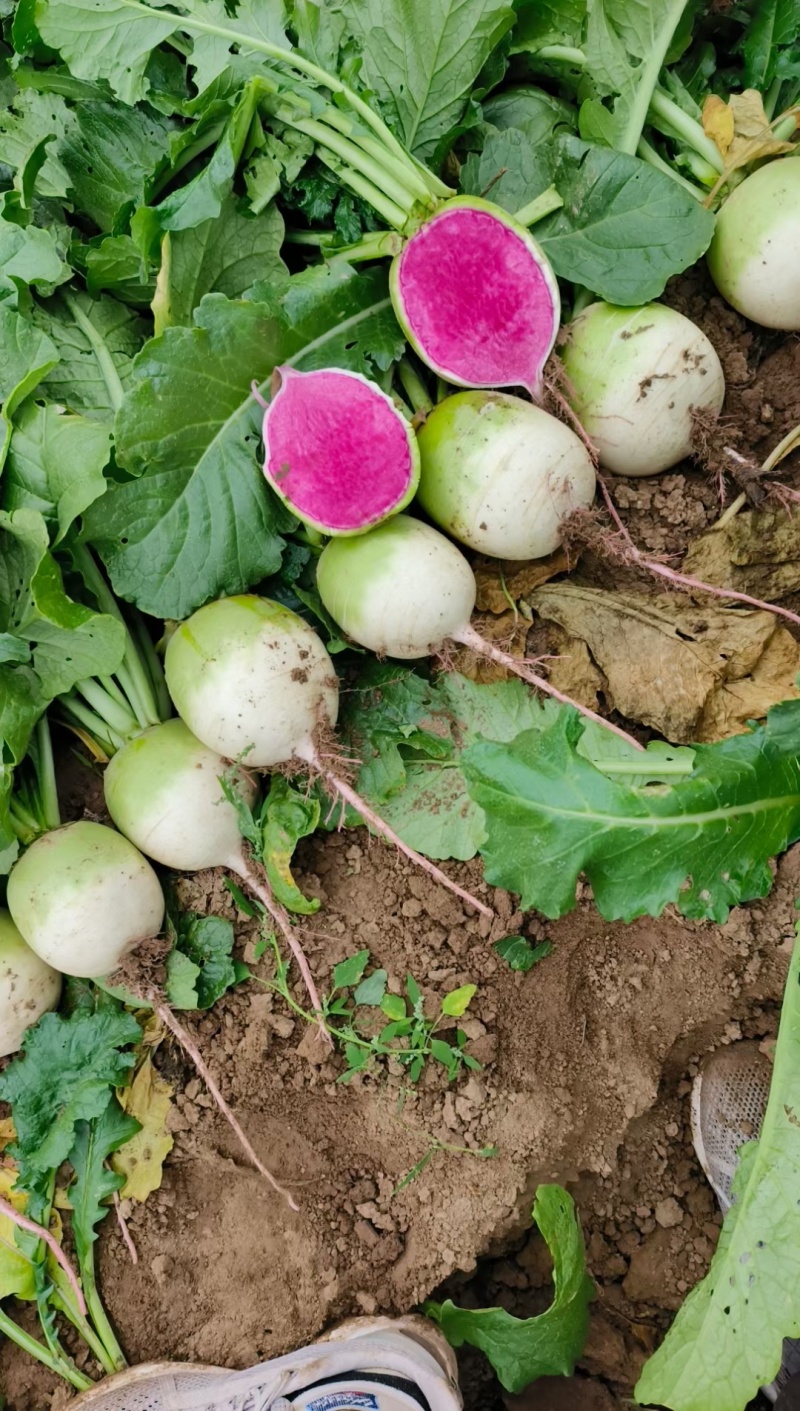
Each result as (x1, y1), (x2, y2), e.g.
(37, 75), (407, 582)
(260, 941), (481, 1086)
(0, 985), (143, 1389)
(426, 1184), (593, 1392)
(636, 916), (800, 1411)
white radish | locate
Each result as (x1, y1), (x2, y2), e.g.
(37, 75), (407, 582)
(7, 821), (164, 979)
(560, 301), (725, 477)
(104, 717), (324, 1019)
(416, 391), (596, 559)
(316, 514), (642, 750)
(707, 159), (800, 330)
(0, 910), (61, 1057)
(164, 594), (493, 916)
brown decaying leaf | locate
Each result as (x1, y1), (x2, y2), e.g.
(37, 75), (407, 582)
(529, 583), (800, 743)
(474, 548), (572, 615)
(683, 509), (800, 602)
(702, 90), (798, 196)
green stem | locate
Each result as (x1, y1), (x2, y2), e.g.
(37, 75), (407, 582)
(0, 1306), (94, 1391)
(273, 111), (417, 215)
(648, 89), (724, 172)
(71, 544), (163, 731)
(764, 76), (782, 121)
(533, 44), (586, 65)
(51, 1291), (118, 1377)
(617, 0), (691, 156)
(149, 123), (226, 200)
(129, 612), (172, 723)
(397, 357), (433, 415)
(315, 151), (409, 229)
(593, 758), (693, 777)
(9, 798), (41, 837)
(319, 106), (437, 204)
(82, 1257), (126, 1374)
(117, 0), (430, 189)
(286, 229), (403, 261)
(62, 292), (125, 413)
(773, 114), (798, 141)
(35, 716), (60, 831)
(59, 694), (127, 754)
(74, 679), (138, 738)
(513, 184), (563, 226)
(572, 286), (594, 318)
(637, 135), (706, 198)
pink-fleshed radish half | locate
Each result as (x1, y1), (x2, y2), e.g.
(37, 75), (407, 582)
(390, 198), (561, 400)
(261, 366), (419, 535)
(316, 515), (642, 751)
(164, 595), (492, 918)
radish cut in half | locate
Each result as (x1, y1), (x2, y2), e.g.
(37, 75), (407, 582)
(261, 366), (420, 535)
(390, 198), (560, 399)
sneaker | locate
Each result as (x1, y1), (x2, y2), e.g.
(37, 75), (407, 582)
(71, 1315), (463, 1411)
(691, 1041), (800, 1404)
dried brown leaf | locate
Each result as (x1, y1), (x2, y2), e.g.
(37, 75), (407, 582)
(684, 509), (800, 602)
(474, 548), (572, 614)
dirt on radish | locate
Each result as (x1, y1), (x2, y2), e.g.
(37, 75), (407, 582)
(1, 280), (799, 1411)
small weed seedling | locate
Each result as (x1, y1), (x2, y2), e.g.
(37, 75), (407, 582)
(246, 915), (481, 1086)
(393, 1136), (498, 1195)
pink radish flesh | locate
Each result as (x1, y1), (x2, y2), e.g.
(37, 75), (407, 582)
(392, 204), (559, 398)
(262, 366), (418, 534)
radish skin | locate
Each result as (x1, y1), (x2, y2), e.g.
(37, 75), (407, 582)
(561, 302), (725, 477)
(416, 391), (596, 559)
(7, 822), (165, 978)
(0, 910), (61, 1057)
(707, 160), (800, 330)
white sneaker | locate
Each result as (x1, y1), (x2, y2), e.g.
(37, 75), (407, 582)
(72, 1316), (463, 1411)
(691, 1042), (800, 1404)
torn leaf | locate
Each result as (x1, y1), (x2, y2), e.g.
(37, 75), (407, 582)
(112, 1053), (174, 1202)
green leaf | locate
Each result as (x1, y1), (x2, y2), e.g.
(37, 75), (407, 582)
(35, 0), (180, 104)
(0, 90), (75, 201)
(380, 993), (407, 1021)
(0, 1005), (141, 1177)
(290, 0), (345, 68)
(0, 508), (126, 698)
(464, 701), (800, 924)
(0, 216), (70, 304)
(578, 0), (695, 156)
(332, 950), (371, 990)
(150, 80), (257, 233)
(86, 266), (402, 619)
(430, 1037), (457, 1071)
(153, 197), (288, 333)
(69, 1094), (140, 1269)
(60, 100), (173, 232)
(494, 936), (553, 972)
(5, 401), (112, 542)
(511, 0), (586, 54)
(0, 664), (47, 766)
(84, 235), (155, 305)
(441, 983), (477, 1017)
(259, 775), (321, 915)
(340, 666), (557, 861)
(168, 912), (240, 1010)
(165, 948), (202, 1011)
(353, 969), (388, 1006)
(33, 290), (149, 419)
(636, 923), (800, 1411)
(482, 85), (576, 144)
(426, 1184), (592, 1391)
(340, 0), (515, 159)
(534, 136), (715, 304)
(741, 0), (799, 90)
(181, 0), (289, 95)
(0, 305), (59, 472)
(460, 126), (555, 213)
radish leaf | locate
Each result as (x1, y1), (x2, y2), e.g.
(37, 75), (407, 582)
(636, 922), (800, 1411)
(464, 701), (800, 922)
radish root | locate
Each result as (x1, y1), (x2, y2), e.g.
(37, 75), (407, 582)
(112, 1191), (138, 1265)
(0, 1197), (87, 1315)
(150, 999), (299, 1212)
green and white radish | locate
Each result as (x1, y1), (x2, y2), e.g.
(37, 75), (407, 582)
(416, 391), (596, 559)
(0, 910), (61, 1057)
(165, 595), (493, 914)
(561, 302), (725, 476)
(104, 718), (325, 1015)
(7, 821), (164, 979)
(707, 159), (800, 330)
(316, 515), (641, 749)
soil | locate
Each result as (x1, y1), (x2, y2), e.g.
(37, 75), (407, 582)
(2, 268), (800, 1411)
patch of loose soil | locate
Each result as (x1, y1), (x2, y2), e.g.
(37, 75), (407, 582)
(2, 272), (799, 1411)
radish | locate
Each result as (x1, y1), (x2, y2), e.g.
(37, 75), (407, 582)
(707, 159), (800, 330)
(164, 594), (493, 916)
(389, 198), (561, 400)
(316, 514), (642, 750)
(103, 717), (324, 1018)
(560, 302), (725, 477)
(7, 821), (165, 979)
(0, 910), (61, 1057)
(260, 366), (419, 534)
(416, 391), (596, 559)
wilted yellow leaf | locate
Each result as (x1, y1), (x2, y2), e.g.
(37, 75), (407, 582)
(0, 1118), (16, 1153)
(702, 94), (734, 155)
(112, 1054), (174, 1202)
(0, 1169), (35, 1301)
